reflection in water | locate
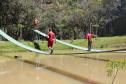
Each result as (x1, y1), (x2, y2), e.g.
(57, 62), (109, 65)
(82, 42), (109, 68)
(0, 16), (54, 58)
(1, 51), (126, 84)
(40, 56), (126, 84)
(0, 60), (84, 84)
(34, 53), (41, 69)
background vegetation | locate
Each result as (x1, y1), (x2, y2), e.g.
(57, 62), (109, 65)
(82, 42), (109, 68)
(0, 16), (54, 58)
(0, 0), (126, 41)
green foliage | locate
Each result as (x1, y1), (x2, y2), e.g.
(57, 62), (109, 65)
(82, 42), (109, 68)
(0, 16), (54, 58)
(106, 60), (126, 84)
(0, 0), (126, 40)
(106, 60), (126, 76)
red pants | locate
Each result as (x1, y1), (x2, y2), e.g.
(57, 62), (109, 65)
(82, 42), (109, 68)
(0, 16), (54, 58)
(48, 41), (54, 48)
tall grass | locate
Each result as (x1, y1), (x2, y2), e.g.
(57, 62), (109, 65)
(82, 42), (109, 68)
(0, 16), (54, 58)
(0, 35), (126, 52)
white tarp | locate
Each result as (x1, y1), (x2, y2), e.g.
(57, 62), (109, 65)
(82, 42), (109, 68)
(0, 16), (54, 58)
(0, 29), (49, 54)
(33, 30), (107, 52)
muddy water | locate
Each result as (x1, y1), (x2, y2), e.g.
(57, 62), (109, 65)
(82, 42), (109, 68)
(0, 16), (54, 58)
(1, 51), (126, 84)
(0, 60), (84, 84)
(40, 56), (126, 84)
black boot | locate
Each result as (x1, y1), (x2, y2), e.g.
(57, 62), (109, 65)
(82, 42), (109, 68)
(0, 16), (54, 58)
(34, 42), (41, 50)
(50, 49), (53, 54)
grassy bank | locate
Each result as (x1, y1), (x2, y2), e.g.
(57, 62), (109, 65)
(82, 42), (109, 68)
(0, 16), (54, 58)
(0, 35), (126, 52)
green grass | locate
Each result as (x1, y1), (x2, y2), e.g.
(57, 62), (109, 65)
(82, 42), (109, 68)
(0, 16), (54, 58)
(68, 36), (126, 49)
(0, 35), (126, 52)
(92, 36), (126, 49)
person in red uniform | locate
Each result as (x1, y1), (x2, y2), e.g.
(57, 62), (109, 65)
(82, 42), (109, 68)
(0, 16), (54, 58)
(32, 18), (41, 50)
(32, 18), (40, 29)
(47, 28), (55, 54)
(85, 32), (93, 51)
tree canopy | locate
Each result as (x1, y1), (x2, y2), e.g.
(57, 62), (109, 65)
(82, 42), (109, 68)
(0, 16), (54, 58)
(0, 0), (126, 40)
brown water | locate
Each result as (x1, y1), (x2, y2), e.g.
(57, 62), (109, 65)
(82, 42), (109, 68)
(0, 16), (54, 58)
(0, 60), (84, 84)
(39, 54), (126, 84)
(1, 50), (126, 84)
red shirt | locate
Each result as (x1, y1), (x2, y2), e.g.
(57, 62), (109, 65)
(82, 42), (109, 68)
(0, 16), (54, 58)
(85, 33), (93, 40)
(48, 31), (55, 42)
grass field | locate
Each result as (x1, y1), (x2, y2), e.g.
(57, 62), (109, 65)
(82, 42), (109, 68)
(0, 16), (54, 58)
(0, 35), (126, 52)
(0, 35), (126, 61)
(0, 36), (126, 84)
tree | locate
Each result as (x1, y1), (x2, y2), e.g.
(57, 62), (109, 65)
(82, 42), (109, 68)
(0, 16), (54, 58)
(107, 60), (126, 84)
